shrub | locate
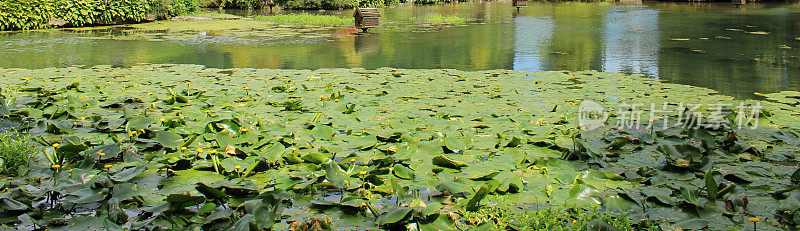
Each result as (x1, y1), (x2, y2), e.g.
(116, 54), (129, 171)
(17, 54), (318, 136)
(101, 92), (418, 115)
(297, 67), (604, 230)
(0, 132), (35, 177)
(0, 0), (198, 31)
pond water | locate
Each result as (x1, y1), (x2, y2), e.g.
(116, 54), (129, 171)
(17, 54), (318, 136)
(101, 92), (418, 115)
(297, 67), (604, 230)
(1, 2), (799, 98)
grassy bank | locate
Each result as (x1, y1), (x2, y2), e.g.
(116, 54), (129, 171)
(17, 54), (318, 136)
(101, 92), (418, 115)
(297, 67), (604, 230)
(0, 65), (798, 230)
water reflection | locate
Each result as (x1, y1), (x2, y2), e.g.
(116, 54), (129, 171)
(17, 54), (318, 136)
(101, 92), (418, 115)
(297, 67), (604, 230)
(512, 16), (553, 71)
(600, 5), (659, 77)
(0, 2), (799, 98)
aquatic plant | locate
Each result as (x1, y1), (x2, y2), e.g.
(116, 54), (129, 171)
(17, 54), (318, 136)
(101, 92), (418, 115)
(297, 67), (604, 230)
(0, 65), (798, 229)
(463, 204), (658, 230)
(0, 132), (35, 177)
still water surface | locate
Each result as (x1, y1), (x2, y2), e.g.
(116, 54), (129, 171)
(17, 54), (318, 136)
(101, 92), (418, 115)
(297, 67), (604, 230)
(1, 2), (800, 98)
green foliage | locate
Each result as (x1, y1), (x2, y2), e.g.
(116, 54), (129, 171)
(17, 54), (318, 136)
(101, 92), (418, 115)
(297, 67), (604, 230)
(254, 13), (353, 26)
(463, 205), (658, 230)
(0, 132), (35, 177)
(0, 0), (198, 31)
(148, 0), (200, 19)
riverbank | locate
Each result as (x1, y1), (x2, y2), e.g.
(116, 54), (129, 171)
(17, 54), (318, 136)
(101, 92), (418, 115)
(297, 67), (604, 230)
(0, 65), (799, 230)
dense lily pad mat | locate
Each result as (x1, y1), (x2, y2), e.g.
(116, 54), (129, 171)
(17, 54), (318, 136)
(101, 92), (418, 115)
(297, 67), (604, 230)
(83, 18), (344, 42)
(0, 65), (799, 230)
(74, 13), (476, 42)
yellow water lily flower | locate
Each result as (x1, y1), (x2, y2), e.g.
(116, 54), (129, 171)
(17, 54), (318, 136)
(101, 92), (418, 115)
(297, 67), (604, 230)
(196, 148), (204, 153)
(52, 143), (60, 148)
(104, 164), (113, 169)
(749, 217), (760, 222)
(98, 152), (106, 157)
(180, 147), (187, 151)
(234, 165), (241, 170)
(51, 164), (61, 169)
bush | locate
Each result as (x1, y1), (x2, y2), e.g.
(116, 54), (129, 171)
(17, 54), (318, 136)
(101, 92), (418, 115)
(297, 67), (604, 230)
(0, 132), (35, 177)
(0, 0), (198, 31)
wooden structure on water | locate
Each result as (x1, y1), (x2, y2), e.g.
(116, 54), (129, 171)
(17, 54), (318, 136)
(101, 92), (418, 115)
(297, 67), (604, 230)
(354, 8), (380, 33)
(732, 0), (746, 6)
(512, 0), (527, 9)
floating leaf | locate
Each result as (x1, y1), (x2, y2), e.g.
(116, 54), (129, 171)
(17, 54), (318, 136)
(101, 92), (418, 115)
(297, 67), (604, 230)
(111, 165), (146, 182)
(432, 155), (468, 169)
(393, 164), (415, 180)
(156, 131), (184, 149)
(324, 160), (349, 189)
(377, 207), (412, 225)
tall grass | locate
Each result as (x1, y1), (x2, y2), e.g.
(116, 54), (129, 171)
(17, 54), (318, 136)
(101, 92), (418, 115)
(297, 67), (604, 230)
(0, 132), (35, 177)
(254, 14), (354, 26)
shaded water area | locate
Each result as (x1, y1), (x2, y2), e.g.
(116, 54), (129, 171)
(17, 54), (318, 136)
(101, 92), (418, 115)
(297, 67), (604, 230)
(1, 2), (800, 98)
